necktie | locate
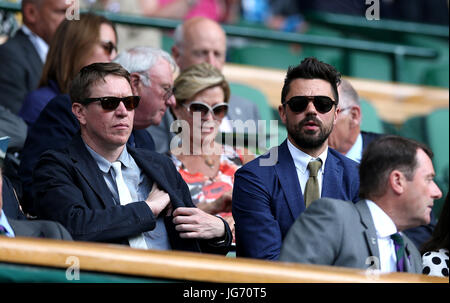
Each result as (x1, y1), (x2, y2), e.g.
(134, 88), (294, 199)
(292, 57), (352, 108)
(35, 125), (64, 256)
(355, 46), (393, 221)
(0, 224), (8, 236)
(111, 161), (147, 249)
(304, 159), (322, 207)
(391, 233), (406, 272)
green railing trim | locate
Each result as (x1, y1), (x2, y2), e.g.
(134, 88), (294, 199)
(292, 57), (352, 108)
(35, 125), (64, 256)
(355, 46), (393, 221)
(305, 11), (449, 39)
(0, 262), (176, 283)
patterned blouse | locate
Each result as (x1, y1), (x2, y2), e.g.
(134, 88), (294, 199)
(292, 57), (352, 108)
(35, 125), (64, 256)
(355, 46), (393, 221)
(169, 145), (245, 215)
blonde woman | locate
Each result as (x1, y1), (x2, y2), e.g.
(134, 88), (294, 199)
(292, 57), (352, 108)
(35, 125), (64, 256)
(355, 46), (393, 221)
(169, 63), (254, 241)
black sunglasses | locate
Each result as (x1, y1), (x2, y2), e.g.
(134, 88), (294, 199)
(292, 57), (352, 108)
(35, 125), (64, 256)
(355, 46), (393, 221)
(80, 96), (140, 111)
(284, 96), (337, 114)
(100, 40), (117, 56)
(183, 101), (228, 119)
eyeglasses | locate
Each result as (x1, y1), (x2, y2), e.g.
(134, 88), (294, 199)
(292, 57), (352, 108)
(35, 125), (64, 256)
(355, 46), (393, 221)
(183, 101), (228, 119)
(100, 40), (117, 56)
(80, 96), (140, 111)
(284, 96), (337, 114)
(161, 85), (175, 101)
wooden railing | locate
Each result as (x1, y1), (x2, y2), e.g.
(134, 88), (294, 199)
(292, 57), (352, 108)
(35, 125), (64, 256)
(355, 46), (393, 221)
(0, 237), (446, 283)
(223, 63), (449, 126)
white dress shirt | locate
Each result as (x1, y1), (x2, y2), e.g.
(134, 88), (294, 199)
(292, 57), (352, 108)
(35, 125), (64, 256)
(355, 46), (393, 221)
(21, 24), (49, 63)
(287, 139), (328, 196)
(366, 200), (399, 273)
(345, 133), (363, 163)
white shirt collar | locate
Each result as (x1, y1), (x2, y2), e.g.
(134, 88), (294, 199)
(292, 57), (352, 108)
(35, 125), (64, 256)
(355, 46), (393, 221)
(287, 139), (328, 175)
(21, 24), (49, 63)
(345, 133), (363, 163)
(365, 200), (398, 238)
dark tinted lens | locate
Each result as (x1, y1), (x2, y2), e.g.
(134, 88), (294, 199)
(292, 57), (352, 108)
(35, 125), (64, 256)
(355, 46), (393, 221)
(313, 96), (334, 113)
(287, 96), (309, 113)
(189, 103), (210, 116)
(99, 96), (140, 110)
(212, 104), (228, 118)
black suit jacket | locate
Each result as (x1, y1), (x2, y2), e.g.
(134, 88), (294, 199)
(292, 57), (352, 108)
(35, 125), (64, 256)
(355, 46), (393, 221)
(19, 94), (155, 215)
(0, 29), (43, 114)
(361, 131), (382, 150)
(8, 218), (73, 240)
(1, 175), (26, 220)
(32, 134), (231, 254)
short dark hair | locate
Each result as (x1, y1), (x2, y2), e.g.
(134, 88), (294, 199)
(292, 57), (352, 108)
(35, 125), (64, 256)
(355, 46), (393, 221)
(359, 135), (433, 199)
(281, 57), (341, 104)
(70, 62), (131, 103)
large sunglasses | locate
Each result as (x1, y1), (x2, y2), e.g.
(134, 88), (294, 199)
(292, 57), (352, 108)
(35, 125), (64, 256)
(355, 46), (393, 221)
(100, 40), (117, 56)
(80, 96), (140, 111)
(183, 101), (228, 119)
(285, 96), (338, 114)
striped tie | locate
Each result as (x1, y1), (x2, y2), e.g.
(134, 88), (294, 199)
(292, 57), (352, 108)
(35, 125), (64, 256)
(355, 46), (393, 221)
(391, 233), (406, 272)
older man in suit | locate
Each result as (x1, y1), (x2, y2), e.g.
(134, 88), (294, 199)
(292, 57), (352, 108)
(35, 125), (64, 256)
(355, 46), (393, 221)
(280, 136), (442, 273)
(232, 57), (360, 260)
(0, 136), (71, 240)
(0, 0), (70, 114)
(31, 62), (231, 253)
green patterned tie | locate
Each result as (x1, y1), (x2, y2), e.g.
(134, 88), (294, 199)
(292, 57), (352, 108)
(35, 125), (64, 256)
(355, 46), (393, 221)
(391, 233), (406, 272)
(304, 160), (322, 207)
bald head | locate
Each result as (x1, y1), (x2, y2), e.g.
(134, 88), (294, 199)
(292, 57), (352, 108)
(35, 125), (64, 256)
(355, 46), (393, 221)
(172, 17), (226, 71)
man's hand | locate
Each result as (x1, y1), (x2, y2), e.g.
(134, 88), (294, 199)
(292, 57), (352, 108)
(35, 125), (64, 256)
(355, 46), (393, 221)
(145, 184), (171, 217)
(172, 207), (225, 240)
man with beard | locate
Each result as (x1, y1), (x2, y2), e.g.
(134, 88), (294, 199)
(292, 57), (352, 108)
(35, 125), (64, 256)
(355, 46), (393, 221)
(232, 57), (360, 260)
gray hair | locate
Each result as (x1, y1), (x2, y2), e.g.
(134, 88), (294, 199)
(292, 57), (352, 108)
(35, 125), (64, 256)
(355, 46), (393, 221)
(113, 46), (177, 87)
(338, 79), (360, 109)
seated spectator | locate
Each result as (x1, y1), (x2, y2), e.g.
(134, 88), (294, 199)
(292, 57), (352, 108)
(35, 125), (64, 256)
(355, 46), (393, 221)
(328, 78), (436, 249)
(421, 193), (449, 277)
(169, 62), (254, 241)
(0, 0), (70, 114)
(232, 57), (360, 260)
(31, 62), (232, 253)
(280, 135), (442, 273)
(18, 12), (118, 126)
(0, 136), (72, 240)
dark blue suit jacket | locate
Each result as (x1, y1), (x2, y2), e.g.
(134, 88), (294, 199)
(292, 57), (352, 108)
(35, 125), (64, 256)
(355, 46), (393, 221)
(232, 140), (360, 260)
(31, 134), (231, 254)
(18, 94), (155, 215)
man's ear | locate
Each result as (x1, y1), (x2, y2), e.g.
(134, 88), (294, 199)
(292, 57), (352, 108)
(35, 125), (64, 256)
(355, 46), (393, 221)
(130, 73), (141, 95)
(22, 2), (39, 25)
(72, 103), (86, 126)
(278, 104), (287, 125)
(350, 105), (362, 128)
(171, 45), (182, 66)
(389, 170), (406, 195)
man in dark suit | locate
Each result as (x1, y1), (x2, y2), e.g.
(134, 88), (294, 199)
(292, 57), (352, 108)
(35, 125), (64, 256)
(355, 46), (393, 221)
(0, 0), (70, 114)
(328, 78), (435, 249)
(149, 17), (262, 153)
(232, 57), (360, 260)
(280, 136), (442, 273)
(0, 137), (71, 240)
(31, 63), (231, 253)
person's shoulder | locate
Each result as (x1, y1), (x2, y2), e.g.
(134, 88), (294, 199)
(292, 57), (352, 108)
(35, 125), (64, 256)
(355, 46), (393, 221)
(328, 148), (359, 168)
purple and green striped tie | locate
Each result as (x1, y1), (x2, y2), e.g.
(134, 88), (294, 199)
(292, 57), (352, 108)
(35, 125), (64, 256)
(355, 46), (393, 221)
(391, 233), (406, 272)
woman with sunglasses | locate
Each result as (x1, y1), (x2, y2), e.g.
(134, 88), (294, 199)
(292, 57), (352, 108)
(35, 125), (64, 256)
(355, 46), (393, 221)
(18, 13), (117, 126)
(169, 63), (254, 242)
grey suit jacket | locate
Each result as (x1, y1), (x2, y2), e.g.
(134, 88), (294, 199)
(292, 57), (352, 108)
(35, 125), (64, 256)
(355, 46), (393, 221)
(279, 198), (422, 273)
(0, 29), (43, 114)
(8, 218), (73, 240)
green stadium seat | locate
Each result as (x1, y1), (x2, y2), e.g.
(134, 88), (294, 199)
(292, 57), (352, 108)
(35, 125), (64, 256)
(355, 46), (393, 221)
(359, 99), (384, 133)
(424, 65), (449, 88)
(398, 114), (428, 145)
(347, 52), (392, 82)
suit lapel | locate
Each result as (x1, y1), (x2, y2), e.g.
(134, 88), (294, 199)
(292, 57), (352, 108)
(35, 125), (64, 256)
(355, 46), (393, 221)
(355, 200), (381, 263)
(68, 135), (114, 208)
(16, 30), (43, 81)
(274, 140), (305, 220)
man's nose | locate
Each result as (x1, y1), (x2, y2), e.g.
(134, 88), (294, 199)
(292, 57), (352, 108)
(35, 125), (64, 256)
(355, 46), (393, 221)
(166, 94), (176, 107)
